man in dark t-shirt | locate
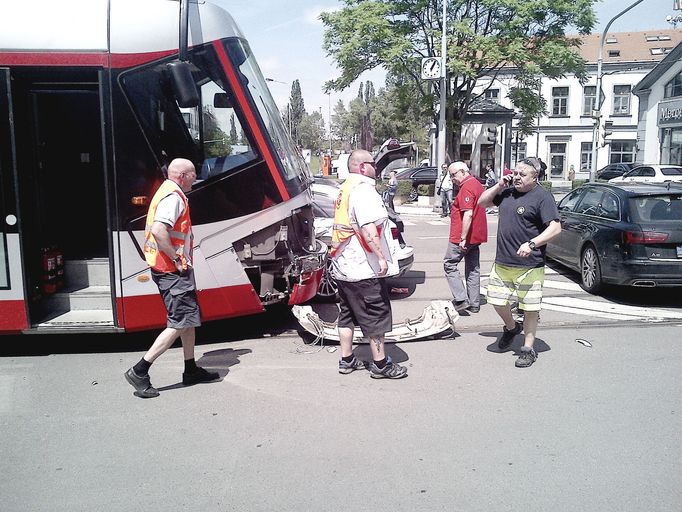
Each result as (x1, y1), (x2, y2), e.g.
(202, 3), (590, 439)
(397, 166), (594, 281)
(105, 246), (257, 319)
(478, 158), (561, 368)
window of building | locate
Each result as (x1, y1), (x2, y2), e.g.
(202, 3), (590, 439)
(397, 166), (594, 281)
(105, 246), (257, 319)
(583, 86), (596, 116)
(606, 37), (618, 44)
(660, 127), (682, 165)
(647, 34), (672, 42)
(609, 140), (636, 164)
(484, 88), (500, 103)
(613, 85), (631, 115)
(511, 142), (527, 167)
(549, 143), (567, 178)
(664, 72), (682, 98)
(581, 142), (593, 172)
(608, 50), (621, 57)
(551, 87), (569, 116)
(650, 47), (672, 55)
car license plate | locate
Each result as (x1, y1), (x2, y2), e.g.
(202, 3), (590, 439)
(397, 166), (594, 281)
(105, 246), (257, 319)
(677, 245), (682, 258)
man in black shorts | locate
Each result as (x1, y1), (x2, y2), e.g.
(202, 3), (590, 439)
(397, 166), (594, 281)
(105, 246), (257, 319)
(330, 149), (407, 379)
(124, 158), (218, 398)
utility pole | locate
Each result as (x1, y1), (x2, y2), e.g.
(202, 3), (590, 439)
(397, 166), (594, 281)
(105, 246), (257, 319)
(590, 0), (645, 182)
(437, 1), (447, 171)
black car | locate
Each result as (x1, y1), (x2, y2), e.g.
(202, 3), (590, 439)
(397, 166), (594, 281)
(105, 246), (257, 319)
(395, 166), (438, 200)
(546, 182), (682, 293)
(596, 162), (638, 181)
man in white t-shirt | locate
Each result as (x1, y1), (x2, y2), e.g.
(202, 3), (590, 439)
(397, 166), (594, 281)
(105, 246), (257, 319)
(330, 149), (407, 379)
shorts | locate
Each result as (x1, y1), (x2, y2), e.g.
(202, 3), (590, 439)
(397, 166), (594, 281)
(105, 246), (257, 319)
(151, 268), (201, 329)
(486, 263), (545, 312)
(336, 278), (392, 338)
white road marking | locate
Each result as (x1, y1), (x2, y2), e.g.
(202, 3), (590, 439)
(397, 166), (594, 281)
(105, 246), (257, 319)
(417, 236), (449, 240)
(402, 221), (416, 226)
(541, 280), (583, 292)
(427, 220), (447, 226)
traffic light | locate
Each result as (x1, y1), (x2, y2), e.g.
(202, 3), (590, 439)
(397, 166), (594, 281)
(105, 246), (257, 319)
(486, 126), (497, 143)
(601, 120), (614, 147)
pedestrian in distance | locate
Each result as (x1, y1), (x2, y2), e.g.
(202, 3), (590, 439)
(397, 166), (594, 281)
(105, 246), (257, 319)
(331, 149), (407, 379)
(382, 169), (398, 212)
(443, 162), (488, 314)
(478, 157), (561, 367)
(124, 158), (219, 398)
(437, 163), (454, 217)
(484, 164), (498, 189)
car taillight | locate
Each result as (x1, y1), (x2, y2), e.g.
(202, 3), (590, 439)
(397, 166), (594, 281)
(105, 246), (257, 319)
(391, 227), (400, 239)
(624, 231), (669, 244)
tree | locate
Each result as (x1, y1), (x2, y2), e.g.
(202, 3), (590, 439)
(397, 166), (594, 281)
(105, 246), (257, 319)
(202, 107), (231, 157)
(298, 110), (326, 151)
(322, 0), (596, 158)
(229, 113), (238, 144)
(330, 99), (353, 150)
(288, 79), (306, 145)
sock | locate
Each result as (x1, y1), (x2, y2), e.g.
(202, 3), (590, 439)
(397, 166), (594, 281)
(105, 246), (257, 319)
(184, 358), (198, 373)
(341, 354), (355, 363)
(373, 357), (387, 369)
(133, 358), (151, 376)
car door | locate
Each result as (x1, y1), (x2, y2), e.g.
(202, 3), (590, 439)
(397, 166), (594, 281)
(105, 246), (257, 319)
(565, 187), (606, 266)
(591, 190), (622, 281)
(548, 188), (584, 264)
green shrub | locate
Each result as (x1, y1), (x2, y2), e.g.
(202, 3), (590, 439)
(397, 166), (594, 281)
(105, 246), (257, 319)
(538, 180), (552, 193)
(571, 179), (588, 189)
(418, 184), (435, 196)
(396, 181), (413, 200)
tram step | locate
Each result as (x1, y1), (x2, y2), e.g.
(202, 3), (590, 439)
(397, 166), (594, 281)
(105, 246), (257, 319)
(35, 309), (115, 329)
(65, 258), (110, 288)
(48, 285), (112, 311)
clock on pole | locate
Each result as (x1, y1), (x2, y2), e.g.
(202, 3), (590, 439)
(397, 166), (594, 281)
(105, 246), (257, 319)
(421, 57), (442, 80)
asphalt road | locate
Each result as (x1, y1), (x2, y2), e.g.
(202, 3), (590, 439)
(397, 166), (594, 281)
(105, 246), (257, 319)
(1, 213), (681, 512)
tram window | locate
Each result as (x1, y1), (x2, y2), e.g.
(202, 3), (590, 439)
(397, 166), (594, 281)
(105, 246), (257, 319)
(120, 43), (259, 184)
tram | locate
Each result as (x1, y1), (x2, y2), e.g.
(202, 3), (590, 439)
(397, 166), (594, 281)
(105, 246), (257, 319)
(0, 0), (325, 334)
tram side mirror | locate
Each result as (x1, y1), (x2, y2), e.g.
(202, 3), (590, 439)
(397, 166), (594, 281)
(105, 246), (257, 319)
(213, 93), (232, 108)
(167, 61), (199, 108)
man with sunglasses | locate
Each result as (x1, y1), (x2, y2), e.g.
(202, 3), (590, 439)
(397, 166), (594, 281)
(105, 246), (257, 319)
(330, 149), (407, 379)
(478, 157), (561, 367)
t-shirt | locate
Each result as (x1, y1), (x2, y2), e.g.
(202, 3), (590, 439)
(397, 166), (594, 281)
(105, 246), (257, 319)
(331, 176), (399, 282)
(439, 172), (453, 192)
(449, 175), (487, 245)
(493, 185), (559, 268)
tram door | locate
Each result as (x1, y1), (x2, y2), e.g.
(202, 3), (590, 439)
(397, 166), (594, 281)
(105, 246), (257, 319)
(11, 70), (113, 328)
(0, 68), (29, 331)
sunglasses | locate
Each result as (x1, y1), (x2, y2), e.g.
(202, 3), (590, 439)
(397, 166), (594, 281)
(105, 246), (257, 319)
(362, 161), (377, 167)
(519, 158), (539, 171)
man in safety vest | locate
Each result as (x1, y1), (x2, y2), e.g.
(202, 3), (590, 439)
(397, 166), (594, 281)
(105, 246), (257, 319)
(331, 149), (407, 379)
(124, 158), (218, 398)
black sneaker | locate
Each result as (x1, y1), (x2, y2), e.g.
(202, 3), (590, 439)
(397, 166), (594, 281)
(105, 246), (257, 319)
(497, 321), (522, 351)
(182, 366), (219, 386)
(515, 347), (537, 368)
(468, 305), (480, 313)
(369, 356), (408, 379)
(124, 368), (160, 398)
(338, 355), (366, 374)
(452, 300), (470, 312)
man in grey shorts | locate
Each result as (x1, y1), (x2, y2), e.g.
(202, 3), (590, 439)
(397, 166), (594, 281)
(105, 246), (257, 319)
(330, 149), (407, 379)
(124, 158), (218, 398)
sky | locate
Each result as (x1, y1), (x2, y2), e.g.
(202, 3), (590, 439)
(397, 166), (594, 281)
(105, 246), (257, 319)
(217, 0), (681, 129)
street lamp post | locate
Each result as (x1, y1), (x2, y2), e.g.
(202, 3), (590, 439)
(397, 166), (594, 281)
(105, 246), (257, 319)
(590, 0), (645, 182)
(265, 77), (292, 138)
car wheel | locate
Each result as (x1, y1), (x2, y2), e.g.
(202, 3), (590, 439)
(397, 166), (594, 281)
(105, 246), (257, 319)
(580, 244), (602, 294)
(408, 187), (418, 202)
(316, 257), (339, 300)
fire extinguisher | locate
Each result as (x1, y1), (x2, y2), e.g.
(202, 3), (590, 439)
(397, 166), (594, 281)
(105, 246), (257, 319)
(53, 245), (65, 290)
(41, 247), (57, 295)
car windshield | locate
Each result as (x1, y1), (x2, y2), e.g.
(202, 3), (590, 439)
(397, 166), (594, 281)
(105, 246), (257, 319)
(629, 194), (682, 222)
(661, 167), (682, 176)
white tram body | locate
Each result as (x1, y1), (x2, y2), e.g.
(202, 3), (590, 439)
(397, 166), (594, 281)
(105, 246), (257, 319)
(0, 0), (324, 333)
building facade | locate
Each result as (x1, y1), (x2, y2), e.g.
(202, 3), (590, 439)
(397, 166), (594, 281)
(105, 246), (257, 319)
(472, 30), (682, 181)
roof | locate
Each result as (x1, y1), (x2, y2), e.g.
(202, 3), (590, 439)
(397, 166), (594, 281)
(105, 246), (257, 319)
(468, 98), (514, 113)
(576, 29), (682, 64)
(633, 41), (682, 94)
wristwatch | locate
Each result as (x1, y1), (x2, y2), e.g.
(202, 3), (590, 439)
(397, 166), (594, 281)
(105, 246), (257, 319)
(173, 256), (181, 263)
(528, 241), (536, 250)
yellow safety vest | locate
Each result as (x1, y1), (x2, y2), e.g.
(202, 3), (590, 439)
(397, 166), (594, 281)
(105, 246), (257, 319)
(143, 180), (192, 272)
(331, 174), (376, 256)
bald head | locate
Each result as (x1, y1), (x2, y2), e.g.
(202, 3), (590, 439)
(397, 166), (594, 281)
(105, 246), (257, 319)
(448, 161), (470, 185)
(348, 149), (376, 178)
(167, 158), (197, 192)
